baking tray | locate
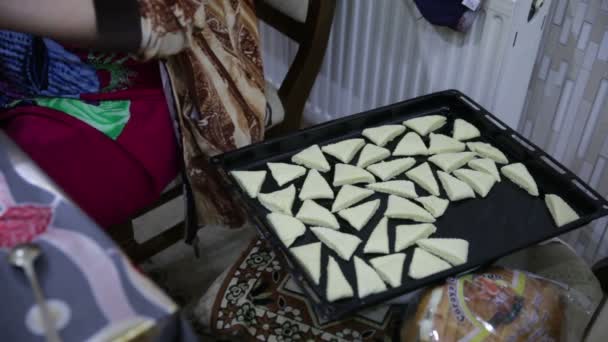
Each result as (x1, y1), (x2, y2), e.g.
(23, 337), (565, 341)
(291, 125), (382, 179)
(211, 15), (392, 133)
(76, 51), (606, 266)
(211, 90), (608, 320)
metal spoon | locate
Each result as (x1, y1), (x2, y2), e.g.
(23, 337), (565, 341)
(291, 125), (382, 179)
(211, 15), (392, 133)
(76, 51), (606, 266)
(8, 243), (62, 342)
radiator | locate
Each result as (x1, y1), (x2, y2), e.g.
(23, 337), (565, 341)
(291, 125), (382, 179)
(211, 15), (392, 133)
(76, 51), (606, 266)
(260, 0), (551, 129)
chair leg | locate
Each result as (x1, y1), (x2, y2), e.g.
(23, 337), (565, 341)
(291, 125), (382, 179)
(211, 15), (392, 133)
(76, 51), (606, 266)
(109, 220), (184, 264)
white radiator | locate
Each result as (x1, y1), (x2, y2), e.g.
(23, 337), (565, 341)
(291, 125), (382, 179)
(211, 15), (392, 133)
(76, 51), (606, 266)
(260, 0), (551, 129)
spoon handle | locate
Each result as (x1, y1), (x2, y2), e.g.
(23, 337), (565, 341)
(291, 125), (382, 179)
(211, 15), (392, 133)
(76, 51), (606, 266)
(23, 263), (62, 342)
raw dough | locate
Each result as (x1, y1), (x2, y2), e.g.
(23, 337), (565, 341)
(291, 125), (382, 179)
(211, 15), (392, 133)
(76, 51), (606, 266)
(331, 184), (374, 212)
(258, 185), (296, 215)
(428, 152), (476, 173)
(545, 194), (580, 227)
(468, 158), (501, 182)
(415, 196), (449, 218)
(354, 256), (387, 298)
(466, 142), (508, 164)
(393, 132), (428, 156)
(394, 223), (437, 252)
(501, 163), (539, 196)
(453, 168), (496, 198)
(386, 195), (436, 223)
(367, 158), (416, 181)
(299, 169), (334, 201)
(416, 238), (469, 266)
(428, 133), (466, 154)
(290, 242), (322, 284)
(408, 248), (451, 279)
(369, 253), (406, 287)
(326, 256), (354, 301)
(296, 200), (340, 229)
(311, 226), (362, 260)
(362, 124), (406, 147)
(291, 145), (331, 172)
(357, 144), (391, 168)
(267, 162), (307, 186)
(338, 199), (380, 231)
(266, 213), (306, 247)
(230, 170), (266, 198)
(363, 217), (390, 254)
(437, 171), (475, 201)
(333, 163), (376, 186)
(366, 180), (418, 198)
(403, 115), (447, 136)
(405, 162), (440, 196)
(322, 138), (365, 163)
(452, 119), (481, 141)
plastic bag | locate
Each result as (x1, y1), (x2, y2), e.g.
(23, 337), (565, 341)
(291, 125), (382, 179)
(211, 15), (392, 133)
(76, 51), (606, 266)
(400, 267), (593, 342)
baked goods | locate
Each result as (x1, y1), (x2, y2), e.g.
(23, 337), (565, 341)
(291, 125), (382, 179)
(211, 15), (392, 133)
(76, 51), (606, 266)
(338, 199), (380, 231)
(428, 133), (466, 154)
(367, 158), (416, 181)
(393, 132), (429, 156)
(403, 115), (447, 136)
(299, 169), (334, 201)
(545, 194), (579, 227)
(501, 163), (539, 196)
(467, 142), (509, 164)
(406, 162), (440, 196)
(290, 242), (322, 284)
(428, 152), (476, 173)
(267, 162), (307, 186)
(408, 248), (451, 279)
(452, 118), (481, 141)
(311, 227), (361, 260)
(366, 180), (418, 198)
(453, 168), (496, 198)
(266, 213), (306, 247)
(468, 158), (501, 182)
(354, 256), (387, 298)
(291, 145), (331, 172)
(296, 200), (339, 229)
(369, 253), (406, 287)
(326, 256), (354, 301)
(230, 170), (266, 198)
(258, 185), (296, 215)
(331, 184), (374, 212)
(363, 217), (390, 254)
(394, 223), (437, 252)
(415, 196), (449, 218)
(322, 138), (365, 163)
(416, 238), (469, 266)
(437, 171), (476, 201)
(333, 163), (376, 186)
(362, 124), (406, 147)
(356, 144), (391, 168)
(386, 195), (436, 223)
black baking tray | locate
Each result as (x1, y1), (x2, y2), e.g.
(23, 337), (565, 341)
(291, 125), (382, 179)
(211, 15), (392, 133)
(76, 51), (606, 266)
(211, 90), (608, 320)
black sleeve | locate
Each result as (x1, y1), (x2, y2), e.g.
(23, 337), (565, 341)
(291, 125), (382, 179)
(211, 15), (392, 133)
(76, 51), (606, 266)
(93, 0), (141, 52)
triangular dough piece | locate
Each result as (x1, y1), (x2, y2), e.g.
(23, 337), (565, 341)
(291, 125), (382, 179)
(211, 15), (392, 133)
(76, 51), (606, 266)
(258, 185), (296, 215)
(394, 223), (437, 252)
(405, 162), (440, 196)
(437, 171), (475, 201)
(415, 196), (449, 218)
(393, 132), (428, 156)
(501, 163), (539, 196)
(296, 200), (339, 229)
(291, 145), (331, 172)
(267, 162), (307, 186)
(311, 227), (362, 260)
(290, 242), (322, 284)
(428, 133), (466, 154)
(428, 152), (476, 173)
(403, 115), (447, 136)
(333, 163), (376, 187)
(417, 238), (469, 266)
(362, 125), (406, 147)
(338, 199), (380, 230)
(356, 144), (391, 168)
(331, 185), (374, 212)
(326, 256), (354, 301)
(467, 142), (508, 164)
(354, 256), (387, 298)
(322, 138), (365, 163)
(370, 253), (406, 287)
(366, 180), (417, 198)
(386, 195), (436, 223)
(299, 169), (334, 201)
(266, 213), (306, 247)
(363, 217), (390, 254)
(468, 158), (501, 182)
(408, 248), (451, 279)
(230, 170), (266, 198)
(453, 168), (496, 198)
(545, 194), (580, 227)
(367, 158), (416, 181)
(452, 119), (481, 141)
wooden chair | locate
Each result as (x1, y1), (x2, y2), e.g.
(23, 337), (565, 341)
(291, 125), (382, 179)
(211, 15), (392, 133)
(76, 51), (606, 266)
(109, 0), (336, 263)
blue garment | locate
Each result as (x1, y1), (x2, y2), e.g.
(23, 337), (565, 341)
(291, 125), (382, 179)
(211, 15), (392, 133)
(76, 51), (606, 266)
(0, 31), (100, 107)
(413, 0), (476, 32)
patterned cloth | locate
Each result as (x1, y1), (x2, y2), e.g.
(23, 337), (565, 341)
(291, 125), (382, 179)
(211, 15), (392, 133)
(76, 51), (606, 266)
(195, 239), (402, 341)
(138, 0), (267, 230)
